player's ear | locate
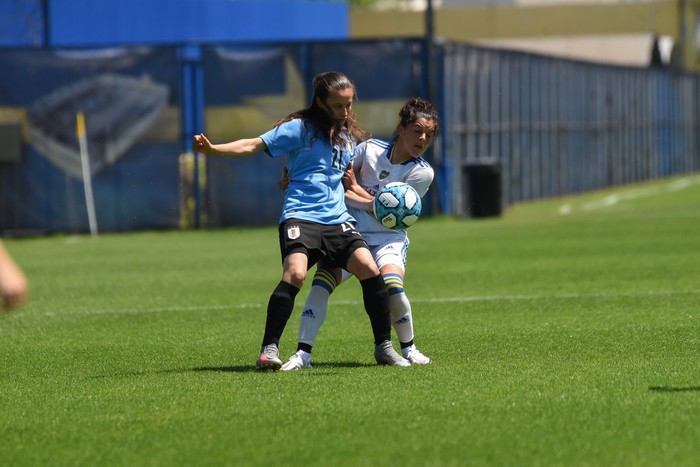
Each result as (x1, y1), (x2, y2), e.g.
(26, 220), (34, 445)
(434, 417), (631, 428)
(397, 124), (407, 138)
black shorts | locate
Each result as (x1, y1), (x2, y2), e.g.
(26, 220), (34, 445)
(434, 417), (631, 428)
(278, 219), (369, 270)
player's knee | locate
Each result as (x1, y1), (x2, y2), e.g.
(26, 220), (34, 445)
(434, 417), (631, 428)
(283, 268), (307, 288)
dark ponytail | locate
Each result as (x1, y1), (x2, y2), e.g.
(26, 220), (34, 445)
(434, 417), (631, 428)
(275, 71), (369, 145)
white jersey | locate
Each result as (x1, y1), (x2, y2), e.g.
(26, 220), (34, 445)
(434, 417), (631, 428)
(350, 138), (434, 246)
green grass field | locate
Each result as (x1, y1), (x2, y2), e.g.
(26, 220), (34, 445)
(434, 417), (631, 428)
(2, 174), (699, 466)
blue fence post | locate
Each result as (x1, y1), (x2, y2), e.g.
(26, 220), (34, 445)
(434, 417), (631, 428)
(179, 45), (204, 228)
(436, 42), (451, 216)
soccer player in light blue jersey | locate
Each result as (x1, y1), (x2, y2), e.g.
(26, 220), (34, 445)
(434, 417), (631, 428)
(192, 71), (409, 370)
(281, 98), (439, 370)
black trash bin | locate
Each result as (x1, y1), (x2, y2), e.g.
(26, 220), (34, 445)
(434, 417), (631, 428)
(464, 161), (502, 218)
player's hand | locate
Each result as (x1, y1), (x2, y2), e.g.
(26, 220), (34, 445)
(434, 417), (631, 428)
(279, 167), (290, 192)
(0, 260), (28, 312)
(192, 133), (212, 155)
(342, 162), (358, 190)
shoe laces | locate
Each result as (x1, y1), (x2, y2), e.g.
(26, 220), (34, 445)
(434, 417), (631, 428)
(406, 346), (430, 363)
(262, 344), (279, 358)
(287, 350), (307, 363)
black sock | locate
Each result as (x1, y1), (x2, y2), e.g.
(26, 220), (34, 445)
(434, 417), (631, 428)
(400, 339), (414, 349)
(298, 343), (313, 354)
(360, 274), (392, 345)
(261, 281), (300, 347)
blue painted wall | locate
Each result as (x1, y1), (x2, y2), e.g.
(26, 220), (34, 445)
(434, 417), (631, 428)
(0, 0), (44, 47)
(0, 0), (348, 48)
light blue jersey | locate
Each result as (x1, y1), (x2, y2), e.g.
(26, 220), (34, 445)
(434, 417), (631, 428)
(261, 119), (355, 225)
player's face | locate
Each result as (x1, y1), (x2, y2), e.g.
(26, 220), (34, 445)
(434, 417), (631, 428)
(397, 117), (436, 158)
(319, 87), (354, 124)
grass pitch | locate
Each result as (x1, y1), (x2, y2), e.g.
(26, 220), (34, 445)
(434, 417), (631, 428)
(2, 174), (699, 466)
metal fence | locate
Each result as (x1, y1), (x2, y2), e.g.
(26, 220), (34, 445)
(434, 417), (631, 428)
(2, 39), (699, 233)
(440, 43), (700, 216)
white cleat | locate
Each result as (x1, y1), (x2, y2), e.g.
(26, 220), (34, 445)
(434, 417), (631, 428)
(281, 350), (313, 371)
(403, 345), (432, 364)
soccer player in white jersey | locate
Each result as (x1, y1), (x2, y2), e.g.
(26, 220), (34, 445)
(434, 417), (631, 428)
(193, 71), (409, 371)
(281, 98), (439, 370)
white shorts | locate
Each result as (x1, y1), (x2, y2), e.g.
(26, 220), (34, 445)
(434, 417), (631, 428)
(371, 239), (409, 272)
(338, 239), (409, 285)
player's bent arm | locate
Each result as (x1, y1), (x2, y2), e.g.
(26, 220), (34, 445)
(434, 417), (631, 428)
(278, 167), (290, 192)
(342, 165), (372, 200)
(345, 189), (373, 212)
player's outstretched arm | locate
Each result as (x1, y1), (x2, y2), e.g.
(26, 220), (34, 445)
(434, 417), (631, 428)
(192, 134), (267, 158)
(0, 241), (28, 312)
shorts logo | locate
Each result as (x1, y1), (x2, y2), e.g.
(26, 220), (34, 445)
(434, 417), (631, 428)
(379, 170), (390, 180)
(287, 225), (301, 240)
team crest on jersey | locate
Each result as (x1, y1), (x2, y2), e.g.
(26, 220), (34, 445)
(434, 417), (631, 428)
(379, 170), (390, 180)
(287, 225), (301, 240)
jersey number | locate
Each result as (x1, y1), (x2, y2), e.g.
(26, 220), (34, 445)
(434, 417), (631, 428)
(341, 222), (358, 234)
(331, 147), (343, 170)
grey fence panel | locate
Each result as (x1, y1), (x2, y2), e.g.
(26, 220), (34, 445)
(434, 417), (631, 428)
(442, 43), (700, 217)
(8, 39), (699, 232)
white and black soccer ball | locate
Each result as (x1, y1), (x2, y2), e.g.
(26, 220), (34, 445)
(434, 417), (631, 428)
(372, 182), (422, 230)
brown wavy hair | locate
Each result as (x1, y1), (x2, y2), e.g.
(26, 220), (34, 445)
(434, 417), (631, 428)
(274, 71), (369, 146)
(392, 97), (440, 142)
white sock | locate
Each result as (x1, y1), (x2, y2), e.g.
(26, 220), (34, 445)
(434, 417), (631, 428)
(298, 285), (330, 348)
(298, 269), (338, 348)
(383, 273), (415, 345)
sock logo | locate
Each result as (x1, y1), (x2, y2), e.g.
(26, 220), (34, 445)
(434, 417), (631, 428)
(395, 316), (409, 325)
(301, 308), (316, 319)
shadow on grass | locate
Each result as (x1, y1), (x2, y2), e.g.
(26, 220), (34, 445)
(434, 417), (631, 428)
(192, 361), (374, 373)
(648, 386), (700, 393)
(92, 361), (375, 378)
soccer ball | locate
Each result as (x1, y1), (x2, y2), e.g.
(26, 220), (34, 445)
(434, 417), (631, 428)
(372, 182), (422, 230)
